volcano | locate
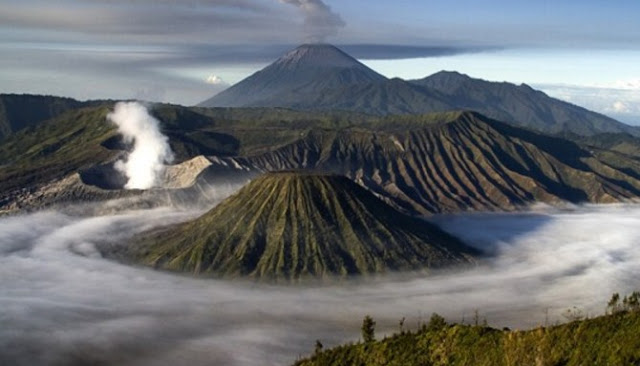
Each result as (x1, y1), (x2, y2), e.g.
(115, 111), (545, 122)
(198, 44), (387, 108)
(125, 171), (477, 281)
(197, 44), (636, 137)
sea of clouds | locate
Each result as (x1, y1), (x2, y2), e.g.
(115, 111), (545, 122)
(2, 202), (640, 365)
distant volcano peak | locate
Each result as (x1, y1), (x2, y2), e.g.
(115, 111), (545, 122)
(198, 43), (386, 108)
(274, 43), (360, 68)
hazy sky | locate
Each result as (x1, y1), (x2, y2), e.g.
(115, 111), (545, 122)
(1, 0), (639, 122)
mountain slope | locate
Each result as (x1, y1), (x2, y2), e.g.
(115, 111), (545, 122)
(0, 94), (93, 139)
(412, 71), (638, 136)
(282, 78), (455, 116)
(0, 104), (120, 195)
(199, 44), (387, 108)
(124, 172), (477, 280)
(228, 111), (640, 214)
(199, 44), (635, 137)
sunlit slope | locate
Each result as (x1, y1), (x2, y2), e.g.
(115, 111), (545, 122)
(0, 105), (119, 194)
(128, 172), (477, 280)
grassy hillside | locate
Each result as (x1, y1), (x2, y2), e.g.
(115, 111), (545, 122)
(0, 105), (119, 194)
(123, 172), (477, 281)
(295, 293), (640, 366)
(154, 105), (459, 157)
(0, 94), (98, 139)
(559, 131), (640, 159)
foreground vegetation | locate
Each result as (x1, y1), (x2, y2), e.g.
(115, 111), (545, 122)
(295, 292), (640, 366)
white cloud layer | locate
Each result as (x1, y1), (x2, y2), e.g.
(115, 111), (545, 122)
(613, 79), (640, 90)
(2, 202), (640, 365)
(536, 83), (640, 124)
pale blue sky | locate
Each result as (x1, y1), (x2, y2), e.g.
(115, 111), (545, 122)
(0, 0), (639, 122)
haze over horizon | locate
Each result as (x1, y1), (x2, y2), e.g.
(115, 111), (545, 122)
(0, 0), (639, 123)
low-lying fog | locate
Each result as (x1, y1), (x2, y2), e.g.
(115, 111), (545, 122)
(2, 199), (640, 366)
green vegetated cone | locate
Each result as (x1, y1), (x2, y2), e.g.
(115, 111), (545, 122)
(127, 171), (478, 281)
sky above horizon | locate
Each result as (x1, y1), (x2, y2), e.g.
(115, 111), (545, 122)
(1, 0), (639, 123)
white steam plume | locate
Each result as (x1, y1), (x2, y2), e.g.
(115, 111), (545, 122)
(280, 0), (345, 42)
(108, 102), (174, 189)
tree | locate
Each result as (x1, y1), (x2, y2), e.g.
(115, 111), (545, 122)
(608, 293), (621, 314)
(628, 291), (640, 311)
(314, 340), (323, 355)
(426, 313), (447, 331)
(361, 315), (376, 343)
(562, 306), (585, 321)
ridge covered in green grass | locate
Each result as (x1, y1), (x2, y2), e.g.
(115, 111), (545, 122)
(295, 293), (640, 366)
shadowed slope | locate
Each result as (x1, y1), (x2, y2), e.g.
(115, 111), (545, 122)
(127, 172), (477, 280)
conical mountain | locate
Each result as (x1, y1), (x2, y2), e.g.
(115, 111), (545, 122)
(198, 44), (387, 108)
(198, 44), (636, 137)
(127, 172), (477, 281)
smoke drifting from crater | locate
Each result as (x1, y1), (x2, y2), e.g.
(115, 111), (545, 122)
(2, 203), (640, 365)
(108, 102), (174, 189)
(280, 0), (345, 42)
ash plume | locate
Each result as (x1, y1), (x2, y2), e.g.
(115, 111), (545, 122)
(108, 102), (174, 189)
(280, 0), (345, 42)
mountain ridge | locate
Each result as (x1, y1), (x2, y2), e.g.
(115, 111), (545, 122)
(223, 111), (640, 214)
(0, 94), (100, 139)
(412, 71), (637, 136)
(199, 44), (637, 137)
(5, 102), (640, 215)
